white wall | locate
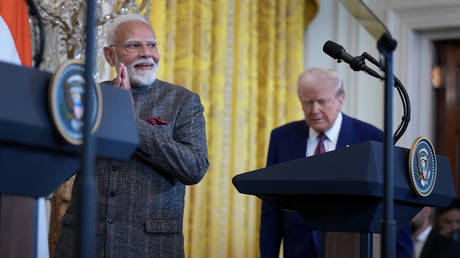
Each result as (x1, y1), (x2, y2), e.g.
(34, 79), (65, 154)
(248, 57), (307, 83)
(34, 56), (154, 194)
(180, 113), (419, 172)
(303, 0), (460, 148)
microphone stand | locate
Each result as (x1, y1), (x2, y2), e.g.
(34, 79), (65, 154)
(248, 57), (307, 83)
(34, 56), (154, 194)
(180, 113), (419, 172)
(377, 33), (397, 258)
(360, 53), (411, 144)
(348, 52), (411, 145)
(325, 38), (411, 258)
(78, 0), (97, 257)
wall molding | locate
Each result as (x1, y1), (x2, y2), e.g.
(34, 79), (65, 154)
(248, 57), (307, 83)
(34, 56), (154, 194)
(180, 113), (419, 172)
(387, 3), (460, 147)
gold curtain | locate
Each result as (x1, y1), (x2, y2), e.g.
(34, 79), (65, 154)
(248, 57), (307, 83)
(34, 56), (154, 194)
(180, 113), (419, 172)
(147, 0), (318, 257)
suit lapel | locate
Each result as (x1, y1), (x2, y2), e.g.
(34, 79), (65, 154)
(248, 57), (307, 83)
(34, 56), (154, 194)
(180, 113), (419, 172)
(293, 121), (309, 159)
(336, 114), (352, 150)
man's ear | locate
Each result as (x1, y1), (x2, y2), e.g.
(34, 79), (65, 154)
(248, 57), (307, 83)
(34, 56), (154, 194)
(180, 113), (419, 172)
(337, 94), (345, 109)
(103, 46), (115, 67)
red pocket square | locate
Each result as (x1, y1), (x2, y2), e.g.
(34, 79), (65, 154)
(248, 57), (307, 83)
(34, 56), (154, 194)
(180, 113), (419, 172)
(146, 116), (168, 125)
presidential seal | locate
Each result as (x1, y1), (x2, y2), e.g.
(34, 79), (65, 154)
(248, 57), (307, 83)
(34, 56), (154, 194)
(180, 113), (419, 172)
(49, 59), (102, 145)
(408, 137), (437, 197)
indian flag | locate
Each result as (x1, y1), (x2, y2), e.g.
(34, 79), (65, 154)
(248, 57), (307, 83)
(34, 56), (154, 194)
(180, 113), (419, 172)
(0, 0), (32, 66)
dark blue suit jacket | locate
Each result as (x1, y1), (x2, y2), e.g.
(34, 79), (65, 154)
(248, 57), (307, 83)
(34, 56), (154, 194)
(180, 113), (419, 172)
(259, 114), (413, 258)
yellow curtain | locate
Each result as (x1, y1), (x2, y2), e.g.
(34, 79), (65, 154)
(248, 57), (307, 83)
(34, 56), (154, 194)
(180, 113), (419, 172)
(147, 0), (318, 257)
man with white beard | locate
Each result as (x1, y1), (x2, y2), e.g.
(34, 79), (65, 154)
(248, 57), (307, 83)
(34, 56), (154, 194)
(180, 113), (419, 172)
(54, 14), (209, 258)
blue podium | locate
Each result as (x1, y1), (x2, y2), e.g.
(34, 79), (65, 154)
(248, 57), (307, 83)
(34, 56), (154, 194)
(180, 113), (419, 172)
(233, 141), (456, 257)
(0, 61), (139, 257)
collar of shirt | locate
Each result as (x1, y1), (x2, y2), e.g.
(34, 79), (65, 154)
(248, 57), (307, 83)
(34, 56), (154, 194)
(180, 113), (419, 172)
(306, 112), (343, 157)
(415, 225), (432, 243)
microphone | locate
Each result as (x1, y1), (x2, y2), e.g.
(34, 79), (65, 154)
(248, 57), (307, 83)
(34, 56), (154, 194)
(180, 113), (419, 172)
(323, 40), (383, 80)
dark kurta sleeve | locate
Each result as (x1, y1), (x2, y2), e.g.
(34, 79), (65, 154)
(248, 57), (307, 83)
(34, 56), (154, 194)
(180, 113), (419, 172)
(133, 93), (209, 185)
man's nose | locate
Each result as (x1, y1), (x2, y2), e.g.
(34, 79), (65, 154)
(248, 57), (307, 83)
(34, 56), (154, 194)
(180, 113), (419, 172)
(311, 101), (321, 113)
(138, 46), (159, 62)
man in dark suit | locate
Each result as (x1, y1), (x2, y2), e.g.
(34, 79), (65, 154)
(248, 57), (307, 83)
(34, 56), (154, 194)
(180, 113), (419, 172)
(259, 68), (412, 258)
(438, 200), (460, 239)
(54, 14), (209, 258)
(411, 207), (460, 258)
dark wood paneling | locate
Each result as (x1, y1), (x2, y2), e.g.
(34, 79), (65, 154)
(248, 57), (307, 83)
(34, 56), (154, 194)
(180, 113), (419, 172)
(325, 232), (360, 258)
(435, 41), (460, 197)
(0, 194), (35, 258)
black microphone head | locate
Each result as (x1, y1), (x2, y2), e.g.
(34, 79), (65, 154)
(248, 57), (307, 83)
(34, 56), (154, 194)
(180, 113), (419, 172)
(323, 40), (345, 59)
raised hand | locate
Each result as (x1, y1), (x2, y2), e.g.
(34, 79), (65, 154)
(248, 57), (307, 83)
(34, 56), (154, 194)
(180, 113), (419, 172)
(113, 63), (131, 90)
(113, 63), (137, 120)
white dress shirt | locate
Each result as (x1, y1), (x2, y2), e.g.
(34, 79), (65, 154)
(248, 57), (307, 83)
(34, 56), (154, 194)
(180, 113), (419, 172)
(413, 225), (432, 258)
(306, 112), (343, 157)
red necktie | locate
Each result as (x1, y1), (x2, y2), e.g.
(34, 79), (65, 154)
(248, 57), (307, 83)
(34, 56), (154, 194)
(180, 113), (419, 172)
(313, 132), (327, 256)
(314, 132), (327, 155)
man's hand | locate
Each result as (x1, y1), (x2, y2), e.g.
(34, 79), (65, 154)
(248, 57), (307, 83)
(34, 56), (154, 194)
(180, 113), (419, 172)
(113, 63), (131, 90)
(113, 63), (137, 120)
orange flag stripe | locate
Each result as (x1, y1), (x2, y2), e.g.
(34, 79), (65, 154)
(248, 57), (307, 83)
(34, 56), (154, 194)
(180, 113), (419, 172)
(0, 0), (32, 66)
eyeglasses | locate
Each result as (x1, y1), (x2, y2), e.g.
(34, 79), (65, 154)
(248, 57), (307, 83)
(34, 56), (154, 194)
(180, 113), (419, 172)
(110, 41), (158, 53)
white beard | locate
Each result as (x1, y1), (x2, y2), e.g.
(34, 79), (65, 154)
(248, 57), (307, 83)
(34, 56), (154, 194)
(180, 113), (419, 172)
(127, 58), (158, 86)
(114, 57), (158, 87)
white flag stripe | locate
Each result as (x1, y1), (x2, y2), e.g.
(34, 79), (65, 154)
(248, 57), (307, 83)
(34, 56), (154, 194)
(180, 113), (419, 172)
(0, 15), (22, 65)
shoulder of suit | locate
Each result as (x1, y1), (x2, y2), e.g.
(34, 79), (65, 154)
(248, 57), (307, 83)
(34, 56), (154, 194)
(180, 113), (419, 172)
(155, 79), (197, 96)
(344, 113), (382, 134)
(272, 120), (306, 134)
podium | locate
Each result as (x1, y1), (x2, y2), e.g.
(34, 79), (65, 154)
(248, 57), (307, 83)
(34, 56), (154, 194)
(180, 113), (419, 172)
(232, 141), (456, 257)
(0, 61), (139, 257)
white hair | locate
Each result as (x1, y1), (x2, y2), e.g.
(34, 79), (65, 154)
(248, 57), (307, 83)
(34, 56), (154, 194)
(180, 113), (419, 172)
(106, 14), (150, 46)
(297, 68), (344, 98)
